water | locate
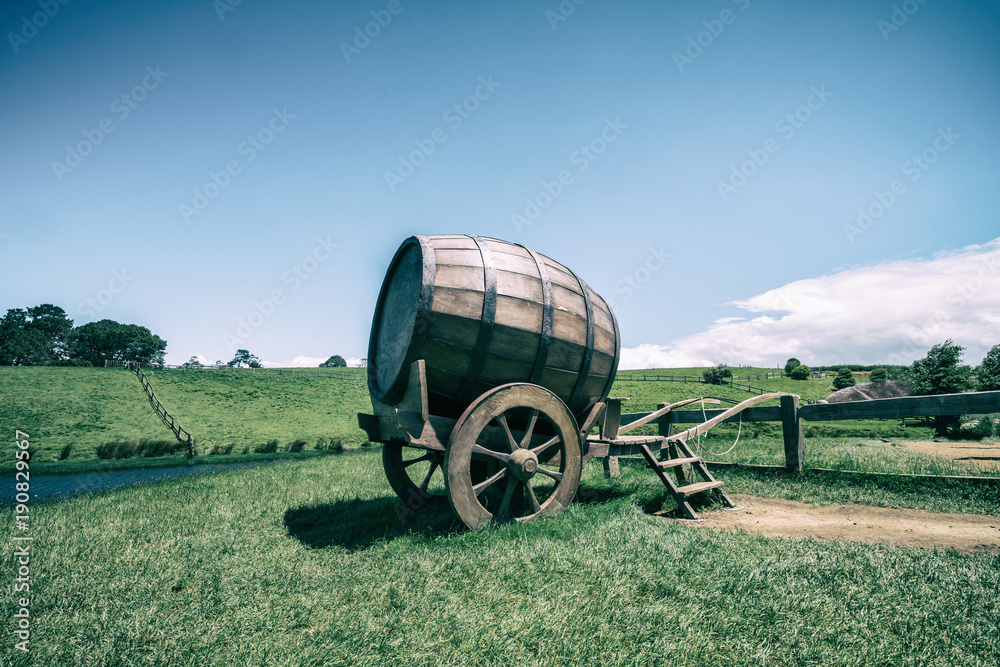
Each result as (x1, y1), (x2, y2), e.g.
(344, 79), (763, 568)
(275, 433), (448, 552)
(4, 460), (283, 505)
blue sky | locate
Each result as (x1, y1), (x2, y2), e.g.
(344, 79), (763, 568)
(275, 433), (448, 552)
(2, 0), (998, 368)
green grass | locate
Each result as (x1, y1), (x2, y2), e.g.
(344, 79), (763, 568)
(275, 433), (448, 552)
(2, 449), (997, 666)
(0, 367), (369, 462)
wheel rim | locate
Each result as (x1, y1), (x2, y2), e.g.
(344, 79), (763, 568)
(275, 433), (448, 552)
(445, 383), (582, 529)
(382, 441), (447, 510)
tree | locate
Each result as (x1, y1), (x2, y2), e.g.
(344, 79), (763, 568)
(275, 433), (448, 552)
(910, 339), (972, 436)
(832, 367), (856, 390)
(182, 356), (203, 368)
(228, 349), (261, 368)
(910, 339), (971, 396)
(0, 304), (74, 365)
(320, 354), (347, 368)
(976, 344), (1000, 391)
(869, 367), (888, 383)
(357, 358), (367, 368)
(702, 363), (733, 385)
(784, 358), (801, 375)
(790, 364), (811, 380)
(67, 320), (167, 366)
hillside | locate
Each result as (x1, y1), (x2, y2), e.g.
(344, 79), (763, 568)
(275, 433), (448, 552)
(0, 365), (917, 463)
(0, 367), (371, 462)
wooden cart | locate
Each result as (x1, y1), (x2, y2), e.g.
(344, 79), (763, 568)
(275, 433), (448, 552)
(358, 235), (786, 529)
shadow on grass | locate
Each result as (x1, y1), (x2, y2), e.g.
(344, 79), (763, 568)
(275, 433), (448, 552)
(284, 494), (458, 551)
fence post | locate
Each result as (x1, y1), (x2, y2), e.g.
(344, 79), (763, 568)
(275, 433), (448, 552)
(780, 394), (804, 471)
(187, 434), (195, 458)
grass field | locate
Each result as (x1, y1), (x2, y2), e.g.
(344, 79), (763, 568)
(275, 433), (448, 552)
(2, 450), (997, 666)
(0, 367), (370, 463)
(0, 366), (985, 472)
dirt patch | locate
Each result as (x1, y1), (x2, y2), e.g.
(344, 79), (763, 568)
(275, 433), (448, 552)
(900, 440), (1000, 472)
(689, 494), (1000, 555)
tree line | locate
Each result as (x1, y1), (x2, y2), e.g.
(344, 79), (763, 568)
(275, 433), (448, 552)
(0, 304), (166, 367)
(782, 340), (1000, 393)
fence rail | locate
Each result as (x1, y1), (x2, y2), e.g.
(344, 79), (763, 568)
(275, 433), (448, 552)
(618, 390), (1000, 474)
(124, 361), (195, 457)
(104, 360), (365, 381)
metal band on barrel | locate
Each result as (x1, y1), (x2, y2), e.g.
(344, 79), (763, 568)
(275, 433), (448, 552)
(456, 235), (498, 405)
(523, 246), (553, 386)
(568, 273), (596, 412)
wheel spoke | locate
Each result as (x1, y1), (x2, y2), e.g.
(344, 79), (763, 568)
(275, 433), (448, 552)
(525, 480), (542, 513)
(402, 452), (434, 469)
(497, 479), (518, 521)
(536, 466), (563, 482)
(419, 459), (440, 492)
(473, 468), (508, 496)
(530, 436), (561, 457)
(495, 413), (519, 452)
(519, 409), (540, 449)
(473, 444), (510, 463)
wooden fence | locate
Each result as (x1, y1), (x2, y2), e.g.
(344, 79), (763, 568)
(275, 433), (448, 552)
(105, 360), (365, 381)
(124, 361), (195, 457)
(619, 390), (1000, 475)
(613, 372), (785, 399)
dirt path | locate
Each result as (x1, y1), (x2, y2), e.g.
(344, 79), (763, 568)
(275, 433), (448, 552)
(900, 440), (1000, 472)
(691, 494), (1000, 555)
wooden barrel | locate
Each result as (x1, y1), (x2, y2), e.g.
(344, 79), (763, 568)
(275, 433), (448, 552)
(367, 235), (620, 420)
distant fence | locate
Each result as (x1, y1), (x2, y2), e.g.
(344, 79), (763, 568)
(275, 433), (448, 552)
(105, 360), (365, 382)
(613, 371), (785, 398)
(617, 390), (1000, 475)
(123, 361), (195, 457)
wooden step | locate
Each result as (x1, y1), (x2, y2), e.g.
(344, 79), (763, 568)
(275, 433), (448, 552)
(655, 456), (702, 469)
(592, 434), (665, 446)
(675, 480), (724, 496)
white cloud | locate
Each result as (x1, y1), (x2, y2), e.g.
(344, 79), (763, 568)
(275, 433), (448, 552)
(621, 237), (1000, 370)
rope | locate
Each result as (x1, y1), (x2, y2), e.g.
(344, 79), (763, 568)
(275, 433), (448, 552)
(694, 396), (744, 458)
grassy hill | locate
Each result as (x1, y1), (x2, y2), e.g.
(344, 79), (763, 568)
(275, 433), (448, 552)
(0, 367), (371, 462)
(1, 365), (933, 465)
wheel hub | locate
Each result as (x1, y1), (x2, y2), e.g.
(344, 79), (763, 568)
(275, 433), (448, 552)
(507, 448), (539, 481)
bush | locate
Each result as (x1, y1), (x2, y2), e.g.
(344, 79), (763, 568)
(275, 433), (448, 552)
(832, 367), (856, 390)
(784, 358), (801, 375)
(96, 439), (185, 459)
(951, 416), (994, 440)
(58, 444), (73, 460)
(869, 367), (888, 382)
(254, 439), (279, 454)
(702, 364), (732, 385)
(790, 364), (811, 380)
(286, 439), (308, 452)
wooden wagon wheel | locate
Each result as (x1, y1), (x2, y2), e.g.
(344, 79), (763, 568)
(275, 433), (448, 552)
(445, 383), (582, 530)
(382, 441), (447, 510)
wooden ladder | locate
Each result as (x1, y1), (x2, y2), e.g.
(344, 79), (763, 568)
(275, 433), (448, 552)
(639, 438), (735, 520)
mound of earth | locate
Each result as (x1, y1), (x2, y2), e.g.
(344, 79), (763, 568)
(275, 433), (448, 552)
(822, 379), (911, 403)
